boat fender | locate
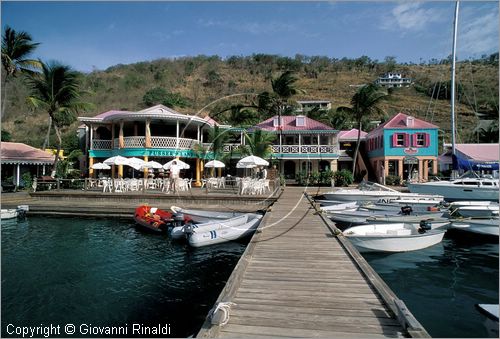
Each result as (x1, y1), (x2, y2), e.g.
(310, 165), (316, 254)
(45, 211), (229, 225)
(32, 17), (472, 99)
(401, 206), (413, 215)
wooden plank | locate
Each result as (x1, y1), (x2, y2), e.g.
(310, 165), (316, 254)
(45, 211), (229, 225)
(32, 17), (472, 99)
(196, 188), (425, 338)
(218, 324), (397, 338)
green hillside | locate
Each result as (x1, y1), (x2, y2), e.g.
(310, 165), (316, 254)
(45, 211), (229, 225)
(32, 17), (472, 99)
(2, 54), (498, 149)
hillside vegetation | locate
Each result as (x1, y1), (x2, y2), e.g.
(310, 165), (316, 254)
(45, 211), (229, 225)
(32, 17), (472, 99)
(2, 54), (498, 149)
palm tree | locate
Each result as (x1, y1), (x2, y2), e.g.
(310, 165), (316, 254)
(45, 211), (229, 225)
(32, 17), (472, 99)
(257, 70), (305, 118)
(242, 129), (276, 159)
(337, 84), (388, 176)
(26, 61), (92, 176)
(1, 25), (41, 117)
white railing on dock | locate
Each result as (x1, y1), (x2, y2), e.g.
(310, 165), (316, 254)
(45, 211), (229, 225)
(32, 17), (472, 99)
(92, 137), (200, 149)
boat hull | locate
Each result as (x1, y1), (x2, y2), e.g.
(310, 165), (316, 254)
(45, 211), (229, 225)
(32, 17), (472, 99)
(343, 223), (446, 252)
(1, 209), (18, 220)
(188, 215), (263, 248)
(408, 182), (499, 202)
(170, 207), (242, 223)
(451, 218), (499, 236)
(170, 214), (250, 239)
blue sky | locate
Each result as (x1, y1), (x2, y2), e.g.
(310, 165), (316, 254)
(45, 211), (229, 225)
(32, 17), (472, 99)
(2, 1), (498, 73)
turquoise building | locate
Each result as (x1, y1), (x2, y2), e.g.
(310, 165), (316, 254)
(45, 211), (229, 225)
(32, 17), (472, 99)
(365, 113), (439, 182)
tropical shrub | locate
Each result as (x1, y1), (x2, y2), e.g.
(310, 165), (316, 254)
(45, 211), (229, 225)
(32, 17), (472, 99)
(385, 175), (402, 186)
(333, 169), (354, 187)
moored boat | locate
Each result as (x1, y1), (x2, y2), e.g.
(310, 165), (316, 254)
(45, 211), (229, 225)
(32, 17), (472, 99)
(450, 204), (499, 218)
(323, 181), (443, 203)
(134, 205), (191, 233)
(343, 222), (446, 252)
(170, 206), (243, 223)
(475, 304), (499, 337)
(1, 209), (18, 220)
(450, 217), (499, 236)
(365, 213), (450, 229)
(170, 214), (251, 239)
(188, 214), (263, 247)
(407, 176), (499, 202)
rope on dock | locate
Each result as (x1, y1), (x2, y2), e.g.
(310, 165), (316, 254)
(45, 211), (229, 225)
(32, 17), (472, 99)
(209, 302), (236, 326)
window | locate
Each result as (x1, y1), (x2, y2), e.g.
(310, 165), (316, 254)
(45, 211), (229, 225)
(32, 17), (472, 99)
(412, 133), (430, 147)
(296, 116), (305, 127)
(392, 133), (408, 147)
(273, 116), (279, 127)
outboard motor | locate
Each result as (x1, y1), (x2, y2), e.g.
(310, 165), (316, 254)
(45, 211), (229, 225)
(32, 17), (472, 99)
(400, 205), (413, 216)
(16, 205), (29, 220)
(419, 219), (432, 233)
(182, 223), (194, 239)
(172, 212), (185, 228)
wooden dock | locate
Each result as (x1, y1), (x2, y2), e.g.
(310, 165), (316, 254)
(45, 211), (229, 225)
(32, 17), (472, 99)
(197, 187), (429, 338)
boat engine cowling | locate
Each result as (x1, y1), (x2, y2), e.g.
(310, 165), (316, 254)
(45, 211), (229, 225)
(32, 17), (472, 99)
(182, 223), (194, 238)
(419, 219), (432, 233)
(401, 206), (413, 215)
(172, 213), (185, 227)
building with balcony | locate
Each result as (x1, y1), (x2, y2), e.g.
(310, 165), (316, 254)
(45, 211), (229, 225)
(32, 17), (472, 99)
(375, 72), (412, 88)
(242, 115), (341, 179)
(296, 100), (332, 113)
(365, 113), (439, 183)
(78, 105), (226, 184)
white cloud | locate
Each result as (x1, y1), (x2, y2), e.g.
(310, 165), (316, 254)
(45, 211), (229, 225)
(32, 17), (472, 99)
(459, 7), (499, 57)
(197, 18), (295, 35)
(381, 3), (444, 32)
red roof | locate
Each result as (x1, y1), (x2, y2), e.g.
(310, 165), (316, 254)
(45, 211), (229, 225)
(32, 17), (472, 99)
(1, 142), (54, 164)
(371, 112), (439, 133)
(256, 115), (334, 132)
(456, 143), (499, 162)
(338, 128), (367, 140)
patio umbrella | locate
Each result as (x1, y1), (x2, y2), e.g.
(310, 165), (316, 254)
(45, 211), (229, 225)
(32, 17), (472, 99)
(103, 155), (129, 166)
(236, 162), (257, 169)
(91, 162), (111, 170)
(204, 160), (226, 168)
(163, 159), (190, 170)
(141, 161), (163, 169)
(237, 155), (269, 168)
(126, 157), (146, 170)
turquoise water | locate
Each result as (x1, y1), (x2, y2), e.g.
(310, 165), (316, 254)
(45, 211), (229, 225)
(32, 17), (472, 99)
(1, 216), (246, 337)
(364, 232), (499, 338)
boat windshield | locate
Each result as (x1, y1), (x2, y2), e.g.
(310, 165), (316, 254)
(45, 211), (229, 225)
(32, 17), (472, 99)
(358, 181), (399, 192)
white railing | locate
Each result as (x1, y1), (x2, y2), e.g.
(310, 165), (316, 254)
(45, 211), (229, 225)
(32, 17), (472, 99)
(92, 139), (112, 150)
(272, 144), (339, 154)
(151, 137), (177, 148)
(93, 136), (199, 149)
(123, 136), (145, 148)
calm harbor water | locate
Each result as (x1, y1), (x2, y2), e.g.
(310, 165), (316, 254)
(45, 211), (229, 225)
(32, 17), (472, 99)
(1, 216), (247, 337)
(364, 231), (499, 338)
(2, 216), (498, 338)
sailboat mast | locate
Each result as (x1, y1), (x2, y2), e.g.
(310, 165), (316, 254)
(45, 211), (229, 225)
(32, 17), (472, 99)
(450, 0), (460, 156)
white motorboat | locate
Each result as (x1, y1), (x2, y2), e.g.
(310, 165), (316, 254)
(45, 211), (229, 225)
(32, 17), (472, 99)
(170, 214), (250, 239)
(324, 181), (443, 203)
(343, 223), (446, 253)
(452, 204), (499, 218)
(362, 198), (445, 213)
(365, 214), (450, 229)
(327, 209), (398, 226)
(407, 176), (499, 202)
(450, 217), (499, 236)
(1, 205), (29, 220)
(320, 201), (359, 212)
(1, 209), (18, 220)
(188, 214), (263, 248)
(170, 206), (242, 223)
(476, 304), (499, 337)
